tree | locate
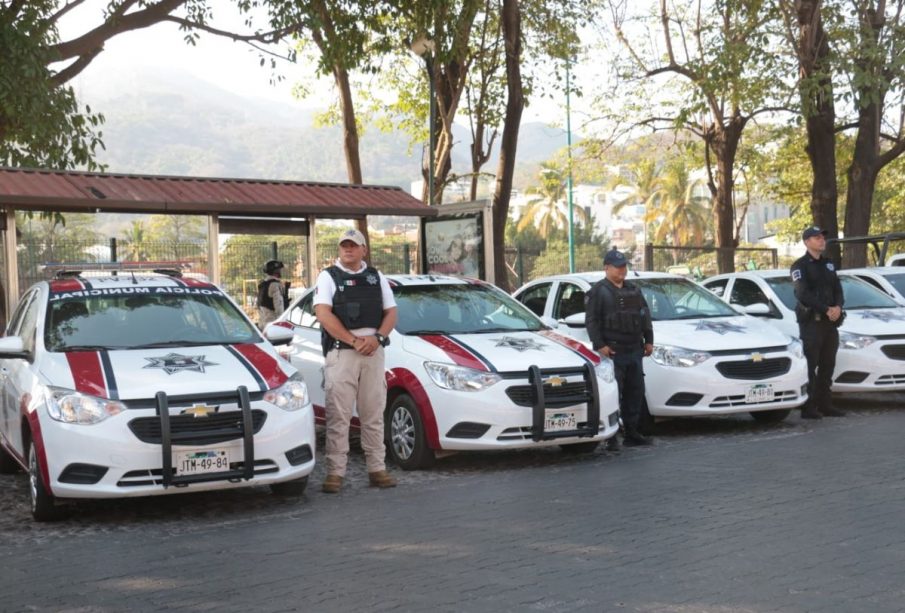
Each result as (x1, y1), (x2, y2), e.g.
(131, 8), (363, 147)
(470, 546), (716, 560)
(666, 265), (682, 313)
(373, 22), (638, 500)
(643, 159), (711, 250)
(121, 220), (150, 261)
(516, 161), (590, 238)
(1, 1), (301, 170)
(603, 0), (791, 272)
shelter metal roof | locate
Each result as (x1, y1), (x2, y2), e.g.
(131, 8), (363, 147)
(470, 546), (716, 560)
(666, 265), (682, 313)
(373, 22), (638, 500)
(0, 167), (435, 218)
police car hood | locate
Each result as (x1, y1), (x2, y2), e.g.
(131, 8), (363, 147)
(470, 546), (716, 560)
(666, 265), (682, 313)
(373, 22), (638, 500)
(39, 343), (293, 401)
(400, 329), (599, 373)
(840, 307), (905, 336)
(653, 316), (793, 351)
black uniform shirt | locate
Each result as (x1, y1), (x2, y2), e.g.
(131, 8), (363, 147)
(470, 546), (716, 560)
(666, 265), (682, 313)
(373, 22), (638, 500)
(790, 253), (844, 315)
(585, 279), (654, 350)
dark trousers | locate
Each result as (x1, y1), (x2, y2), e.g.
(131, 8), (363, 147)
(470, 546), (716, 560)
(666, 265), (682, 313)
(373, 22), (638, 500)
(799, 319), (839, 412)
(613, 348), (645, 434)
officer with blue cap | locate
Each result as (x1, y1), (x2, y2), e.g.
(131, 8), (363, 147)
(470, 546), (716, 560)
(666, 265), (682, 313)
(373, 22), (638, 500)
(586, 248), (654, 448)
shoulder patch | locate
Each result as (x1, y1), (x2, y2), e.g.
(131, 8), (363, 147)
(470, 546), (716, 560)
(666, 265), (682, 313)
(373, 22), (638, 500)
(791, 269), (802, 281)
(826, 262), (835, 272)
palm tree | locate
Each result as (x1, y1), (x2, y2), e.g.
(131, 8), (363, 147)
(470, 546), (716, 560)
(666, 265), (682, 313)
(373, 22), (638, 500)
(608, 158), (662, 217)
(644, 159), (711, 257)
(122, 220), (149, 262)
(516, 162), (589, 238)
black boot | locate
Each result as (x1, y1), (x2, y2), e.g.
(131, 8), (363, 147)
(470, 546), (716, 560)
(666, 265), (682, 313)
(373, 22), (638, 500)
(605, 435), (622, 453)
(801, 406), (823, 419)
(623, 430), (652, 446)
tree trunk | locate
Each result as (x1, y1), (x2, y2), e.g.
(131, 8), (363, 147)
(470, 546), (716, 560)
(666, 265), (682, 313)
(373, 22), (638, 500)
(334, 65), (362, 185)
(843, 100), (881, 268)
(707, 118), (745, 273)
(795, 0), (841, 263)
(490, 0), (523, 291)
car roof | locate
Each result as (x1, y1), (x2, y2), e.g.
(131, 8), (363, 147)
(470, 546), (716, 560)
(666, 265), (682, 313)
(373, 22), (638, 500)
(385, 274), (482, 287)
(839, 267), (905, 275)
(705, 269), (788, 281)
(44, 273), (219, 294)
(525, 270), (685, 286)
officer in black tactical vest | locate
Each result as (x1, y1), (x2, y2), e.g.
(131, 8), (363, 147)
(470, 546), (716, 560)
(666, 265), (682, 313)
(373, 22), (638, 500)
(257, 259), (288, 329)
(791, 226), (845, 419)
(313, 229), (399, 494)
(585, 249), (654, 448)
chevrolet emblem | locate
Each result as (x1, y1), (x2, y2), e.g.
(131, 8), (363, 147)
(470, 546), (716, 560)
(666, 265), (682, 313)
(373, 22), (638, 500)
(544, 376), (567, 387)
(750, 353), (764, 363)
(182, 404), (216, 418)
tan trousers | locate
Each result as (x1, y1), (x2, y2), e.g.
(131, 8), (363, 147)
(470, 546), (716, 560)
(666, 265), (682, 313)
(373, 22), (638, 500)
(324, 346), (387, 476)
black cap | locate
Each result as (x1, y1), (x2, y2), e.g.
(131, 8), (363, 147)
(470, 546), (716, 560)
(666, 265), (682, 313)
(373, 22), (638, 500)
(603, 248), (628, 267)
(802, 226), (828, 241)
(263, 259), (284, 274)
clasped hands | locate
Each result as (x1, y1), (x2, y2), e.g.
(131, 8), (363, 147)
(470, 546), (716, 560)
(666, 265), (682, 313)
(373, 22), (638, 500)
(826, 306), (842, 322)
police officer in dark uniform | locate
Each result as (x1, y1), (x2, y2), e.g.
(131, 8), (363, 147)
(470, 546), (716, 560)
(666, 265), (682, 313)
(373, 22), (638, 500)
(586, 248), (654, 447)
(791, 226), (845, 419)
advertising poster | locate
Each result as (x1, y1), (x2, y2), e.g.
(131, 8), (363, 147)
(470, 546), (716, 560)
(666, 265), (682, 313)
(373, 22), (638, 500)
(424, 215), (482, 278)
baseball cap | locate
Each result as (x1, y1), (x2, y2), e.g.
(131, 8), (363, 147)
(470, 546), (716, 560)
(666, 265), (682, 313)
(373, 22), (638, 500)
(802, 226), (829, 241)
(338, 229), (367, 246)
(603, 248), (628, 267)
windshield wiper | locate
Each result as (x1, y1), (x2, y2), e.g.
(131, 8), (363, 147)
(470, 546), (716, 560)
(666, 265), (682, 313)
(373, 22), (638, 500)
(404, 329), (451, 336)
(128, 341), (226, 349)
(471, 327), (535, 333)
(58, 345), (126, 352)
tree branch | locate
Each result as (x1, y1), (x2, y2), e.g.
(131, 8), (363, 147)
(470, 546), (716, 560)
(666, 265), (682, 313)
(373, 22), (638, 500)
(51, 48), (104, 85)
(162, 15), (302, 43)
(48, 0), (89, 24)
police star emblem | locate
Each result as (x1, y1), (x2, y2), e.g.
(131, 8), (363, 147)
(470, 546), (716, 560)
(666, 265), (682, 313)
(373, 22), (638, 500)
(366, 274), (378, 285)
(858, 310), (905, 322)
(692, 320), (746, 335)
(491, 336), (546, 352)
(143, 353), (217, 375)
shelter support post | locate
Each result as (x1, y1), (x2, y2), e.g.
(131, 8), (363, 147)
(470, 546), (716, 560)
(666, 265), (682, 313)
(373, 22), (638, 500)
(3, 209), (18, 322)
(208, 214), (220, 285)
(307, 216), (318, 288)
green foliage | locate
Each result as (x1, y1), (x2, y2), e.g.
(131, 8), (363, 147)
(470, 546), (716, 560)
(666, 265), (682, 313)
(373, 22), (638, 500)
(516, 161), (590, 237)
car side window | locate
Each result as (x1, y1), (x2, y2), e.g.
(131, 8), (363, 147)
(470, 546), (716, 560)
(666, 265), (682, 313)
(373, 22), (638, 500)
(729, 279), (769, 307)
(856, 275), (887, 293)
(553, 283), (586, 320)
(7, 290), (37, 338)
(291, 295), (320, 329)
(15, 291), (41, 354)
(703, 278), (728, 298)
(516, 283), (551, 317)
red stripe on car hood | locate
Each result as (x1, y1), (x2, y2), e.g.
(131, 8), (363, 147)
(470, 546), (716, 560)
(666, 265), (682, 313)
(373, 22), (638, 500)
(537, 330), (600, 364)
(230, 343), (289, 388)
(65, 351), (108, 397)
(419, 335), (490, 372)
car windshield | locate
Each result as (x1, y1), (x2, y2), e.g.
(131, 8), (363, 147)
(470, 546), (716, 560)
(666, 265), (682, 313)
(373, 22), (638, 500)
(883, 273), (905, 297)
(44, 288), (261, 351)
(766, 275), (899, 310)
(634, 277), (738, 321)
(394, 284), (544, 334)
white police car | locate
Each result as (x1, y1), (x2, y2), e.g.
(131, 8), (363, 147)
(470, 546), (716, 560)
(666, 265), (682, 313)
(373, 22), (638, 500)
(838, 267), (905, 306)
(513, 272), (809, 429)
(702, 269), (905, 391)
(270, 274), (620, 469)
(0, 271), (315, 521)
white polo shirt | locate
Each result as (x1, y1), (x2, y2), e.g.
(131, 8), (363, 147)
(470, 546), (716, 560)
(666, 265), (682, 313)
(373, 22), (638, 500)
(313, 260), (396, 336)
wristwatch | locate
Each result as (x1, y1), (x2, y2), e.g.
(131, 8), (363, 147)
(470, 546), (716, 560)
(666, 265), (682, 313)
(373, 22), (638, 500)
(374, 332), (389, 347)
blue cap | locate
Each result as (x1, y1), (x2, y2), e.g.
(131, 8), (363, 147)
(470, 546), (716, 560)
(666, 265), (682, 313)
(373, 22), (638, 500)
(603, 249), (628, 267)
(802, 226), (828, 241)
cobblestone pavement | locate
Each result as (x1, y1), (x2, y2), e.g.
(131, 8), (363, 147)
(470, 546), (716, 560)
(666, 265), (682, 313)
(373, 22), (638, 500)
(2, 394), (905, 612)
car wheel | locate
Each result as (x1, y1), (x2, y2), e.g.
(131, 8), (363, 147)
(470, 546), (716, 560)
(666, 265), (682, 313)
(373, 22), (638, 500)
(637, 398), (655, 435)
(385, 394), (435, 471)
(28, 441), (65, 522)
(750, 409), (791, 424)
(0, 444), (20, 474)
(559, 441), (600, 454)
(270, 476), (308, 497)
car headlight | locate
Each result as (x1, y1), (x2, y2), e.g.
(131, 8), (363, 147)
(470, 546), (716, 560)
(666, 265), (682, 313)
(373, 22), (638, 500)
(839, 331), (876, 350)
(424, 361), (502, 391)
(595, 357), (615, 383)
(264, 373), (310, 411)
(650, 344), (711, 367)
(787, 338), (804, 359)
(45, 387), (126, 425)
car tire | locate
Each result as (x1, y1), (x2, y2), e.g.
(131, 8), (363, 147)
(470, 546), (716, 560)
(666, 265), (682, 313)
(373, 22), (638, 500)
(0, 444), (20, 474)
(270, 476), (308, 497)
(28, 441), (66, 522)
(385, 394), (435, 471)
(559, 441), (600, 454)
(637, 399), (656, 435)
(750, 409), (791, 424)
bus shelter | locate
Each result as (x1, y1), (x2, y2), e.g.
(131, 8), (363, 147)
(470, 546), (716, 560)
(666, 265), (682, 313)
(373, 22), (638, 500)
(0, 167), (435, 320)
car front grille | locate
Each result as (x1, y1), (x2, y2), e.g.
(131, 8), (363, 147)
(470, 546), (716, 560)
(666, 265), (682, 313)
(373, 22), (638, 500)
(128, 409), (267, 445)
(880, 344), (905, 360)
(505, 381), (589, 408)
(715, 357), (791, 380)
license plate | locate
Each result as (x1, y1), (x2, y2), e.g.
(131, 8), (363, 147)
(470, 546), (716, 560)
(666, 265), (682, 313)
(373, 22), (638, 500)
(544, 410), (577, 432)
(175, 449), (231, 475)
(745, 384), (774, 404)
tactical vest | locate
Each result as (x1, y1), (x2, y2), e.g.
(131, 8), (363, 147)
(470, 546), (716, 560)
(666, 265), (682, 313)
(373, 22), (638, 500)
(594, 280), (645, 346)
(321, 265), (384, 355)
(257, 278), (288, 311)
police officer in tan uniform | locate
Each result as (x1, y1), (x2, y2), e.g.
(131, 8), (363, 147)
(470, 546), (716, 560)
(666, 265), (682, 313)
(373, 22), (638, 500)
(314, 229), (398, 493)
(257, 259), (288, 329)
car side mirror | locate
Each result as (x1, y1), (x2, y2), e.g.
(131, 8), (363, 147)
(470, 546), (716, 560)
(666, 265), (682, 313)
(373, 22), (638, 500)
(263, 322), (295, 346)
(742, 303), (771, 316)
(0, 336), (27, 359)
(561, 313), (586, 328)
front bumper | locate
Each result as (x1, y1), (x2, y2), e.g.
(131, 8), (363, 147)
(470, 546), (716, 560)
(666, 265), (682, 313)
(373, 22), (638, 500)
(832, 342), (905, 392)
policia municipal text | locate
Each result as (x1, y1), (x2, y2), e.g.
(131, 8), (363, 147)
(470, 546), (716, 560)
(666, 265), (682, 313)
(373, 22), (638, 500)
(314, 229), (399, 493)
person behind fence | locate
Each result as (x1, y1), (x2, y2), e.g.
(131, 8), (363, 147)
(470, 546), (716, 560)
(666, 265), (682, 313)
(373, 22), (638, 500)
(585, 248), (654, 449)
(792, 226), (846, 419)
(257, 259), (289, 329)
(314, 228), (398, 494)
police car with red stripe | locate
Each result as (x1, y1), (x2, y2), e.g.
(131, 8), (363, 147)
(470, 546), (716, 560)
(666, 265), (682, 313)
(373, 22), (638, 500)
(0, 271), (314, 521)
(269, 274), (620, 470)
